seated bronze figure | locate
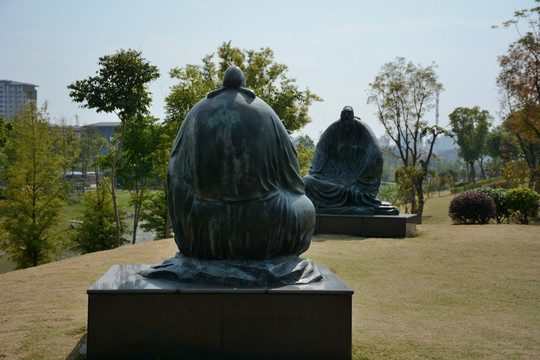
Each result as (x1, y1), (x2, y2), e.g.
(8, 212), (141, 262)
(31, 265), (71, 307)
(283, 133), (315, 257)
(304, 106), (399, 216)
(167, 66), (316, 261)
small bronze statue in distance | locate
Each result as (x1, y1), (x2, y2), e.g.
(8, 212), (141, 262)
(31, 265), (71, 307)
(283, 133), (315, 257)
(141, 66), (320, 286)
(304, 106), (399, 215)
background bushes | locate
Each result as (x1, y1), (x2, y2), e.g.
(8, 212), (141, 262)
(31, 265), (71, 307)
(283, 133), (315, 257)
(449, 192), (496, 224)
(505, 188), (540, 224)
(449, 187), (539, 224)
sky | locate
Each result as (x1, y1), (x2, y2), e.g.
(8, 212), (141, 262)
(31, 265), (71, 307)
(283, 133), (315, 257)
(0, 0), (535, 142)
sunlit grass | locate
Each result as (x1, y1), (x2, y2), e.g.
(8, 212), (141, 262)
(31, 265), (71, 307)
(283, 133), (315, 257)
(0, 189), (538, 359)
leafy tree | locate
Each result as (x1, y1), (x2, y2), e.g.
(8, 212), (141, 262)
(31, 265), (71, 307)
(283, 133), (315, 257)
(73, 185), (127, 253)
(147, 42), (322, 238)
(165, 41), (322, 134)
(116, 115), (160, 244)
(0, 119), (12, 187)
(51, 118), (81, 195)
(68, 49), (160, 247)
(79, 126), (107, 189)
(495, 1), (540, 191)
(448, 106), (492, 185)
(0, 103), (66, 268)
(294, 135), (315, 176)
(367, 57), (447, 222)
(140, 190), (171, 241)
(486, 126), (521, 164)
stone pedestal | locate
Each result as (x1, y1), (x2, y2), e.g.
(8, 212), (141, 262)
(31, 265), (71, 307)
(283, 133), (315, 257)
(87, 264), (353, 360)
(314, 214), (417, 238)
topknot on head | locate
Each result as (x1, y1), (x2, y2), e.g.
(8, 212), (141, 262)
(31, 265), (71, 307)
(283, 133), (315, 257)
(222, 66), (247, 88)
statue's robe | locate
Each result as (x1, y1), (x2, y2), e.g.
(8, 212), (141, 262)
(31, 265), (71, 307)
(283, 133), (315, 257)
(303, 116), (399, 215)
(167, 87), (315, 260)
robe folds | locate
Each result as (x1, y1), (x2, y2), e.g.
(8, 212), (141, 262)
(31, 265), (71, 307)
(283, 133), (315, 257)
(304, 115), (399, 215)
(167, 87), (315, 260)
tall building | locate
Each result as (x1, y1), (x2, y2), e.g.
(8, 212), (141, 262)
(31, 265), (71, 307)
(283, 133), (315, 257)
(0, 80), (38, 119)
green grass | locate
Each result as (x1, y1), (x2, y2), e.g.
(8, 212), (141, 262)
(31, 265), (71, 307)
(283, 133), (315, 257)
(0, 190), (539, 359)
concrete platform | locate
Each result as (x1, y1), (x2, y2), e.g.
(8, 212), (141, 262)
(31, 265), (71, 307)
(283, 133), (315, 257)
(87, 264), (353, 360)
(314, 213), (417, 238)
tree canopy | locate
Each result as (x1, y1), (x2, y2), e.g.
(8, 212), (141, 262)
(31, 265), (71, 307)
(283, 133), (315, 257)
(0, 103), (66, 268)
(68, 49), (160, 247)
(165, 41), (322, 134)
(496, 1), (540, 190)
(367, 57), (447, 221)
(449, 106), (492, 184)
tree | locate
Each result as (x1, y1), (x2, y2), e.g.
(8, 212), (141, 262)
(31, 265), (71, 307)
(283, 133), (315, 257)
(448, 107), (492, 185)
(51, 118), (81, 195)
(150, 42), (322, 237)
(294, 135), (315, 176)
(116, 115), (160, 244)
(68, 49), (160, 247)
(73, 185), (127, 253)
(367, 57), (447, 222)
(165, 41), (322, 134)
(140, 190), (171, 241)
(0, 119), (12, 187)
(495, 1), (540, 191)
(79, 126), (107, 189)
(0, 103), (66, 268)
(486, 126), (521, 164)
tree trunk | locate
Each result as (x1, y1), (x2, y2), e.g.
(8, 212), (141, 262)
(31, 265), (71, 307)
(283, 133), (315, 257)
(469, 161), (476, 186)
(132, 203), (140, 245)
(479, 157), (486, 180)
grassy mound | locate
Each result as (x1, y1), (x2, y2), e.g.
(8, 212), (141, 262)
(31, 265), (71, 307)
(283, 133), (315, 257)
(0, 192), (538, 359)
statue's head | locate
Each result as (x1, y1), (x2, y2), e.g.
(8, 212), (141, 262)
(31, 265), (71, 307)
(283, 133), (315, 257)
(222, 66), (247, 88)
(340, 106), (354, 122)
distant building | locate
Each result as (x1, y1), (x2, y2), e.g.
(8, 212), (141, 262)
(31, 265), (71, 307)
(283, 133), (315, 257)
(0, 80), (38, 119)
(72, 122), (120, 142)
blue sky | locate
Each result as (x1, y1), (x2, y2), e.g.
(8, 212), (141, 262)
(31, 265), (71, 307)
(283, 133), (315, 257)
(0, 0), (534, 141)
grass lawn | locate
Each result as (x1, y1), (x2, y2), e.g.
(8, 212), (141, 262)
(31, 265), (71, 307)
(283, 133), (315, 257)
(0, 192), (538, 359)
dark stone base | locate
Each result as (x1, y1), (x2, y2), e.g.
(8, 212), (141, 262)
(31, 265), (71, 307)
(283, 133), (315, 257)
(87, 264), (353, 360)
(314, 214), (417, 238)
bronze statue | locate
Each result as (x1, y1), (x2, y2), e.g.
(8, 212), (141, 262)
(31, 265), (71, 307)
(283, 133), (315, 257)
(142, 67), (320, 286)
(304, 106), (399, 215)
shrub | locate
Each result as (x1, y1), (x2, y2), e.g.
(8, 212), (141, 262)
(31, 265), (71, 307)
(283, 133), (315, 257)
(471, 187), (510, 224)
(449, 192), (496, 224)
(506, 187), (540, 224)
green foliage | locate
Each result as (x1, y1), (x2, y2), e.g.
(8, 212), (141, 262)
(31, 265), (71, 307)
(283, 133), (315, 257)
(68, 48), (160, 247)
(449, 192), (496, 224)
(505, 187), (540, 224)
(496, 3), (540, 191)
(140, 190), (171, 240)
(486, 127), (521, 163)
(368, 57), (448, 219)
(68, 49), (160, 120)
(73, 185), (127, 253)
(0, 120), (12, 186)
(377, 183), (402, 206)
(165, 41), (322, 135)
(51, 119), (81, 196)
(394, 165), (435, 214)
(294, 135), (315, 176)
(471, 187), (510, 223)
(0, 103), (66, 268)
(117, 115), (162, 243)
(448, 106), (492, 183)
(503, 160), (530, 188)
(78, 126), (107, 182)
